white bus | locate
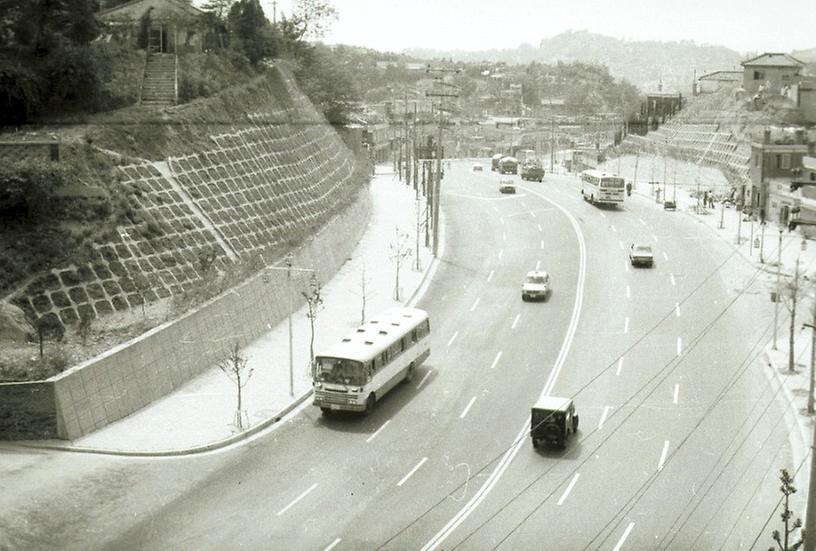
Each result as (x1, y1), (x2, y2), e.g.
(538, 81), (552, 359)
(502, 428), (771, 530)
(312, 307), (431, 414)
(580, 169), (625, 207)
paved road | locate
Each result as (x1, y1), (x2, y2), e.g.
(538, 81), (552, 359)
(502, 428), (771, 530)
(0, 161), (796, 551)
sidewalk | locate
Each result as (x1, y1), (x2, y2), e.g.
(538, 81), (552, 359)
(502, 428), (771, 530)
(35, 166), (433, 454)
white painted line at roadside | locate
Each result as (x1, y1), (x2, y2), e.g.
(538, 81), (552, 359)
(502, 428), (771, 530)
(613, 522), (636, 551)
(652, 234), (659, 242)
(663, 252), (669, 261)
(498, 249), (504, 260)
(535, 260), (541, 270)
(624, 260), (629, 273)
(512, 314), (521, 329)
(277, 483), (318, 516)
(470, 297), (481, 312)
(676, 337), (682, 356)
(503, 231), (506, 241)
(397, 457), (428, 487)
(488, 270), (494, 282)
(447, 332), (459, 347)
(611, 225), (617, 233)
(626, 285), (631, 299)
(557, 473), (581, 505)
(670, 273), (676, 286)
(639, 218), (646, 225)
(530, 211), (537, 218)
(599, 211), (607, 218)
(599, 406), (612, 430)
(673, 384), (680, 405)
(366, 420), (391, 443)
(460, 397), (477, 419)
(492, 205), (498, 212)
(490, 351), (503, 369)
(324, 538), (342, 551)
(675, 302), (680, 317)
(616, 357), (624, 376)
(619, 240), (624, 250)
(540, 240), (545, 249)
(416, 370), (432, 390)
(500, 217), (505, 225)
(537, 224), (543, 232)
(624, 317), (629, 334)
(658, 440), (670, 471)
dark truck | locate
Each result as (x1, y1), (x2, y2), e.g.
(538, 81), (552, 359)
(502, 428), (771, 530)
(531, 396), (579, 449)
(520, 160), (545, 182)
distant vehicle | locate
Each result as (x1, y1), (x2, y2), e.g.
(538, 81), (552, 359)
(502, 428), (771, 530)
(663, 199), (676, 211)
(629, 243), (654, 267)
(522, 271), (551, 301)
(580, 169), (625, 206)
(520, 161), (545, 182)
(498, 156), (519, 175)
(312, 307), (431, 415)
(472, 163), (484, 172)
(499, 178), (517, 194)
(491, 153), (504, 171)
(531, 396), (579, 449)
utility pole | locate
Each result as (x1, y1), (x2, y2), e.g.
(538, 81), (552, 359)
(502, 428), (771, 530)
(550, 117), (555, 173)
(774, 228), (783, 350)
(807, 417), (816, 551)
(425, 65), (460, 258)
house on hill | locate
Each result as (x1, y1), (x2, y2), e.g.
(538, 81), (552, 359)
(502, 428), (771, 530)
(741, 53), (806, 95)
(695, 70), (742, 95)
(98, 0), (206, 54)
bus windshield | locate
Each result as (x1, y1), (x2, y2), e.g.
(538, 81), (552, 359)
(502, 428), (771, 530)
(600, 177), (624, 189)
(315, 357), (367, 385)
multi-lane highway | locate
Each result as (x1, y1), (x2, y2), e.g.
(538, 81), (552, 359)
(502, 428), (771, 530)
(0, 161), (798, 550)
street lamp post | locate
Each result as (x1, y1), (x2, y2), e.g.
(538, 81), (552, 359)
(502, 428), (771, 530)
(774, 228), (783, 350)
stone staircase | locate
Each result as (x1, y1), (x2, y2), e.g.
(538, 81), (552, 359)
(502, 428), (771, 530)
(141, 53), (177, 106)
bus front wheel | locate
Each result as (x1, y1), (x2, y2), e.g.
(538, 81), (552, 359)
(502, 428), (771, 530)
(404, 363), (415, 383)
(365, 393), (376, 414)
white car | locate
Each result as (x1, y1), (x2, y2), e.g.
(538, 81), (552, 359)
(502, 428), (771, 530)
(522, 271), (551, 301)
(499, 179), (516, 194)
(629, 244), (654, 267)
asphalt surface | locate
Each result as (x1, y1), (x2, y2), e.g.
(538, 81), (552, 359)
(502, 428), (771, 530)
(0, 161), (796, 551)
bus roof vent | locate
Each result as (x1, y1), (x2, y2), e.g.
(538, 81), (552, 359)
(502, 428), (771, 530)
(364, 340), (374, 345)
(356, 328), (365, 333)
(391, 322), (400, 326)
(378, 330), (388, 335)
(341, 338), (351, 342)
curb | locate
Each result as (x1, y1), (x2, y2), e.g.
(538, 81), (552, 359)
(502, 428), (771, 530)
(9, 389), (314, 457)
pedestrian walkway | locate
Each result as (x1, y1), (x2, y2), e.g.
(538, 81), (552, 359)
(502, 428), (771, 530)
(53, 166), (433, 453)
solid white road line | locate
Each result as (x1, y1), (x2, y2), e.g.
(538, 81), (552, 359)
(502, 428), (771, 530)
(616, 357), (624, 376)
(613, 522), (636, 551)
(500, 217), (505, 225)
(658, 440), (670, 471)
(503, 231), (506, 241)
(470, 297), (481, 312)
(624, 317), (630, 334)
(490, 351), (503, 370)
(540, 240), (545, 249)
(366, 420), (390, 443)
(531, 211), (537, 218)
(416, 370), (432, 390)
(557, 473), (581, 505)
(673, 384), (680, 405)
(487, 270), (494, 282)
(676, 337), (682, 356)
(460, 396), (477, 419)
(537, 224), (543, 232)
(639, 217), (646, 225)
(663, 252), (669, 261)
(447, 332), (459, 347)
(512, 314), (521, 329)
(670, 273), (676, 286)
(536, 260), (541, 270)
(397, 457), (428, 487)
(619, 240), (624, 250)
(626, 285), (631, 299)
(675, 302), (680, 317)
(324, 538), (342, 551)
(277, 483), (318, 516)
(492, 205), (498, 212)
(624, 260), (630, 272)
(611, 225), (617, 233)
(498, 249), (504, 260)
(599, 406), (612, 430)
(599, 211), (607, 218)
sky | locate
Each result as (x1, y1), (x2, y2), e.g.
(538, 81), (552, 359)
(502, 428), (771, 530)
(262, 0), (816, 56)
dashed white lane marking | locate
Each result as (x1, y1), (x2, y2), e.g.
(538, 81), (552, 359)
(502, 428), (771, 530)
(652, 234), (659, 242)
(416, 370), (432, 390)
(324, 538), (342, 551)
(624, 317), (630, 334)
(619, 240), (624, 250)
(611, 225), (617, 233)
(530, 211), (537, 218)
(490, 351), (503, 369)
(613, 522), (636, 551)
(447, 332), (459, 347)
(599, 211), (607, 218)
(676, 337), (682, 356)
(626, 285), (631, 299)
(540, 240), (545, 249)
(535, 260), (541, 270)
(366, 420), (391, 443)
(503, 231), (506, 241)
(498, 249), (504, 260)
(277, 483), (318, 516)
(670, 273), (676, 286)
(460, 396), (477, 419)
(639, 217), (646, 225)
(512, 314), (521, 329)
(624, 260), (630, 273)
(470, 297), (481, 312)
(537, 224), (543, 232)
(557, 473), (581, 505)
(673, 384), (680, 405)
(675, 302), (680, 317)
(658, 440), (670, 471)
(492, 205), (498, 212)
(487, 270), (494, 282)
(500, 217), (505, 225)
(663, 252), (669, 261)
(599, 406), (612, 430)
(616, 357), (624, 376)
(397, 457), (428, 486)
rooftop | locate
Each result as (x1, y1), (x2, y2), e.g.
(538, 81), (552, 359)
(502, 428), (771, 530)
(741, 53), (806, 68)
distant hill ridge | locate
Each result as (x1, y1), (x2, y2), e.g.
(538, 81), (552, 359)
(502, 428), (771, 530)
(406, 30), (746, 93)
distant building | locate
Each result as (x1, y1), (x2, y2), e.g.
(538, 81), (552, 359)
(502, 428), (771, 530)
(741, 53), (806, 95)
(695, 71), (742, 95)
(641, 92), (683, 128)
(750, 128), (811, 224)
(98, 0), (206, 53)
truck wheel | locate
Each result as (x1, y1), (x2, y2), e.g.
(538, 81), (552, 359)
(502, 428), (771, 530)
(321, 407), (331, 416)
(404, 363), (415, 383)
(532, 438), (540, 449)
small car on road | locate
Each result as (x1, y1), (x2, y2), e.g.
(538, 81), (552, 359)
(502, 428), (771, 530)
(531, 396), (579, 449)
(663, 200), (676, 211)
(521, 271), (551, 301)
(520, 160), (545, 182)
(472, 163), (484, 172)
(499, 178), (516, 194)
(629, 243), (654, 267)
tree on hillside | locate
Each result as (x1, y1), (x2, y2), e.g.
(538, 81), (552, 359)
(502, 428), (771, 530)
(283, 0), (337, 41)
(0, 0), (100, 54)
(227, 0), (281, 65)
(291, 43), (359, 125)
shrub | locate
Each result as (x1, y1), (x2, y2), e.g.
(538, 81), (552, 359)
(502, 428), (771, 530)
(0, 61), (42, 126)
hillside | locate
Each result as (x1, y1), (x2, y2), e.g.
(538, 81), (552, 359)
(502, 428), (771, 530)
(406, 30), (745, 93)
